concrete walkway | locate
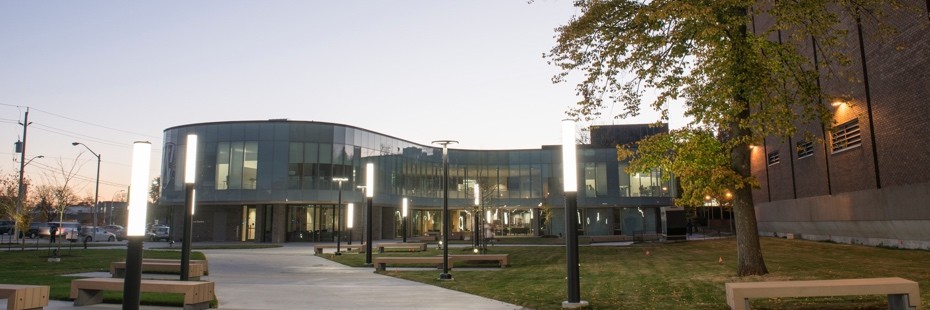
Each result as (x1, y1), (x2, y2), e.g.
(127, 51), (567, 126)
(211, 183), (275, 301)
(40, 243), (523, 310)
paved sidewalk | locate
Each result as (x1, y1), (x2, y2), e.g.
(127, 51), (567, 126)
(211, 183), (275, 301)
(41, 243), (523, 310)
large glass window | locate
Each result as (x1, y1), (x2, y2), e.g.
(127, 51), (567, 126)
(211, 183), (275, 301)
(629, 169), (670, 197)
(216, 141), (259, 190)
(584, 162), (609, 198)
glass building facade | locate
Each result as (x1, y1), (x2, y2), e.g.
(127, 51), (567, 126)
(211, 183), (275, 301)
(159, 120), (674, 242)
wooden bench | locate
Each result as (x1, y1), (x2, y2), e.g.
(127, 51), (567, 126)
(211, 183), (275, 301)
(448, 254), (510, 267)
(143, 259), (210, 275)
(376, 242), (427, 253)
(409, 235), (436, 242)
(374, 256), (443, 271)
(71, 278), (214, 310)
(0, 284), (49, 310)
(725, 277), (921, 310)
(110, 261), (206, 281)
(588, 235), (629, 243)
(374, 254), (510, 271)
(313, 244), (367, 255)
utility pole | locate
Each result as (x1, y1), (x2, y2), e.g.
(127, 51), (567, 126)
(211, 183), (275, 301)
(14, 108), (31, 243)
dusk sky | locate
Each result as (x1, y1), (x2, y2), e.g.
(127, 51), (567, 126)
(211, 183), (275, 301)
(1, 1), (684, 200)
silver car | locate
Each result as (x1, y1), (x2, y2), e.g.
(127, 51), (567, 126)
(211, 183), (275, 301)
(79, 226), (117, 242)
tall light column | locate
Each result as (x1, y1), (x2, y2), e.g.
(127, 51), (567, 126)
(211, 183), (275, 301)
(561, 120), (587, 308)
(402, 198), (408, 243)
(473, 185), (480, 250)
(432, 140), (457, 281)
(364, 163), (374, 266)
(347, 203), (354, 245)
(123, 141), (152, 310)
(180, 135), (197, 281)
(333, 177), (348, 255)
(72, 142), (101, 231)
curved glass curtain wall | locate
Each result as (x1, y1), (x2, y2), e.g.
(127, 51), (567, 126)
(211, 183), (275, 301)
(161, 121), (673, 241)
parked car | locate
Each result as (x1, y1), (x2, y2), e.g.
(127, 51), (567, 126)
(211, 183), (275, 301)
(104, 225), (126, 241)
(146, 225), (170, 241)
(79, 226), (117, 242)
(39, 222), (81, 241)
(0, 220), (13, 234)
(26, 222), (46, 238)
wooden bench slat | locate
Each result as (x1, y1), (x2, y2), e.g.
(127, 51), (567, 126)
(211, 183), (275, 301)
(725, 277), (920, 310)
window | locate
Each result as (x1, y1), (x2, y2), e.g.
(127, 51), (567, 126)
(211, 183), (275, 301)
(796, 140), (814, 159)
(831, 119), (861, 153)
(216, 141), (259, 190)
(767, 151), (780, 166)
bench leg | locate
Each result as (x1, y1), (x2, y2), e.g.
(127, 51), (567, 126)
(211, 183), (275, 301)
(74, 289), (104, 306)
(887, 294), (913, 310)
(184, 301), (211, 310)
(376, 263), (386, 271)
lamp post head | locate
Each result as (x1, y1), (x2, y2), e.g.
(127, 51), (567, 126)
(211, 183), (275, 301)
(71, 142), (80, 146)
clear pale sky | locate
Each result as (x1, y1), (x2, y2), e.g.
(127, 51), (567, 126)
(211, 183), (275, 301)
(0, 1), (682, 201)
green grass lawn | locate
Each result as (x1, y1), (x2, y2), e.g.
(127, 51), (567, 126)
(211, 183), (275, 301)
(0, 248), (207, 307)
(324, 237), (930, 310)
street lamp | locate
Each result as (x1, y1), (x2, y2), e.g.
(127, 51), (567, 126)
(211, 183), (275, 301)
(333, 177), (349, 255)
(364, 163), (374, 266)
(72, 142), (101, 231)
(432, 140), (457, 281)
(402, 197), (408, 243)
(13, 155), (43, 242)
(347, 203), (354, 245)
(473, 184), (480, 250)
(123, 141), (152, 310)
(561, 119), (588, 308)
(181, 134), (197, 281)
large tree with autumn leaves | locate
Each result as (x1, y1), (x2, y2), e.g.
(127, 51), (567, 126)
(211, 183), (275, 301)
(547, 0), (917, 276)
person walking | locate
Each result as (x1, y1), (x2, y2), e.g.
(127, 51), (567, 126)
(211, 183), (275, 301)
(50, 225), (58, 243)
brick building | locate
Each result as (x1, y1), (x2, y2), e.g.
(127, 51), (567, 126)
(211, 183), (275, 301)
(751, 4), (930, 249)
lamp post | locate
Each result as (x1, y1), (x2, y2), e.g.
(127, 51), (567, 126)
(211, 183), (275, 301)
(364, 163), (374, 266)
(72, 142), (101, 230)
(402, 198), (408, 243)
(561, 119), (588, 308)
(180, 134), (197, 281)
(333, 177), (348, 255)
(123, 141), (152, 310)
(432, 140), (457, 281)
(347, 203), (354, 245)
(473, 184), (480, 250)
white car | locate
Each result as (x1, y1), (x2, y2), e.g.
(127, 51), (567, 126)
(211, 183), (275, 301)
(79, 226), (117, 242)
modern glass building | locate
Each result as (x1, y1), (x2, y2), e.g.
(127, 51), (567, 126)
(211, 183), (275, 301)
(158, 120), (674, 243)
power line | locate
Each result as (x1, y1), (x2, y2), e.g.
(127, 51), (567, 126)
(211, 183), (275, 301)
(31, 123), (131, 149)
(30, 107), (161, 140)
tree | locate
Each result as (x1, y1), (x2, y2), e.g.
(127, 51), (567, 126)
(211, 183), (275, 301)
(0, 171), (38, 243)
(41, 157), (83, 227)
(150, 177), (161, 204)
(547, 0), (912, 276)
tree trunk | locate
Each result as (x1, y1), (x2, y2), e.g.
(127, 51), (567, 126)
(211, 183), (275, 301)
(731, 142), (769, 276)
(728, 5), (769, 277)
